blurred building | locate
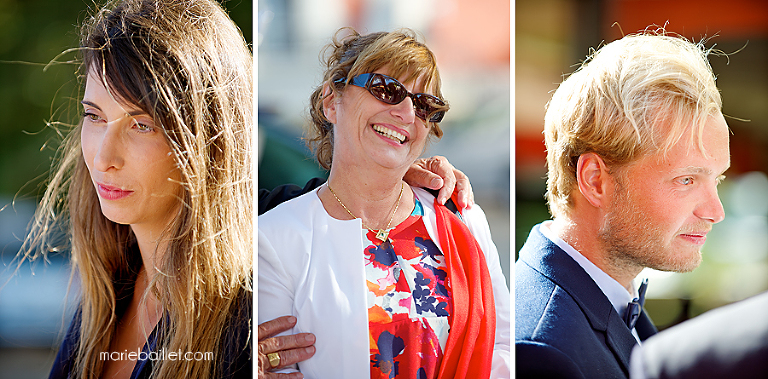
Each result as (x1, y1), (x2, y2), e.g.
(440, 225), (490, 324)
(517, 0), (768, 328)
(258, 0), (512, 281)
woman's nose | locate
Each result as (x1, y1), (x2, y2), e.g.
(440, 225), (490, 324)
(92, 123), (124, 172)
(389, 96), (416, 124)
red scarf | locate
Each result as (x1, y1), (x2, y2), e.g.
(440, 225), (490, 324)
(434, 196), (496, 378)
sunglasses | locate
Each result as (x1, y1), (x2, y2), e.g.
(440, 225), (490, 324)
(337, 73), (447, 123)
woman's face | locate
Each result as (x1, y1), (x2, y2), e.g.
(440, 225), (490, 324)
(80, 69), (182, 234)
(325, 68), (433, 173)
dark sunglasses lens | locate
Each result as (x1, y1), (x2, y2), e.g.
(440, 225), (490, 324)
(429, 111), (445, 123)
(414, 94), (446, 122)
(368, 75), (406, 104)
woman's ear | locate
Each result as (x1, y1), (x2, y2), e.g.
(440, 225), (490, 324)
(576, 152), (613, 208)
(322, 83), (338, 124)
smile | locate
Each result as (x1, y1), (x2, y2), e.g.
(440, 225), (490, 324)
(372, 125), (407, 144)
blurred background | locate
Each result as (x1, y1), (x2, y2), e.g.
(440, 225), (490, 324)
(0, 0), (251, 377)
(517, 0), (768, 330)
(257, 0), (511, 281)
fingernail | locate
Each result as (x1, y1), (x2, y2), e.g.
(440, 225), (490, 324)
(306, 346), (316, 354)
(287, 315), (297, 324)
(431, 177), (442, 188)
(304, 334), (315, 343)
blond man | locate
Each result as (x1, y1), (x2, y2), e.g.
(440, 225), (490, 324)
(516, 31), (730, 378)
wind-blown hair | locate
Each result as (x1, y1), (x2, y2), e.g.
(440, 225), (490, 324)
(21, 0), (253, 378)
(308, 27), (447, 170)
(544, 30), (723, 218)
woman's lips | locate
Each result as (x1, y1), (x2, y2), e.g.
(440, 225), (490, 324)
(372, 124), (408, 144)
(97, 183), (134, 200)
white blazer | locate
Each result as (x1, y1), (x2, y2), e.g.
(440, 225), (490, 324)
(258, 187), (511, 378)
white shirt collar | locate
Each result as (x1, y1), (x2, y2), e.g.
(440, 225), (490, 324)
(540, 221), (642, 342)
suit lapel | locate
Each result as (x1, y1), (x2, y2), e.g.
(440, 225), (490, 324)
(605, 308), (640, 374)
(519, 224), (643, 375)
(636, 308), (658, 341)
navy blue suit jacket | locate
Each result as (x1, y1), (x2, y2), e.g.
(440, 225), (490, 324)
(516, 224), (657, 378)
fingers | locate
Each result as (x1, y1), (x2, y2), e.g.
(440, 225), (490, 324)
(258, 344), (316, 374)
(452, 167), (474, 209)
(259, 332), (316, 358)
(403, 155), (475, 208)
(258, 315), (297, 340)
(258, 316), (316, 377)
(422, 156), (456, 205)
(265, 373), (305, 379)
(276, 343), (317, 368)
(403, 158), (444, 191)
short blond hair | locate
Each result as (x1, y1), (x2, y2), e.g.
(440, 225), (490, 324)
(545, 31), (723, 218)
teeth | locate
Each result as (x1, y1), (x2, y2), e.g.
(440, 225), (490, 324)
(372, 125), (406, 144)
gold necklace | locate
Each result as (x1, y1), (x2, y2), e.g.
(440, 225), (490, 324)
(327, 182), (404, 242)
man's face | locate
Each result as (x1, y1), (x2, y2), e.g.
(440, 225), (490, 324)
(599, 113), (731, 272)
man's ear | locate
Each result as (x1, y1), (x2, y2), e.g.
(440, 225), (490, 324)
(322, 83), (338, 124)
(576, 152), (613, 208)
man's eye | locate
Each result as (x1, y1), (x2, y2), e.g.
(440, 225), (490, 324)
(680, 177), (694, 185)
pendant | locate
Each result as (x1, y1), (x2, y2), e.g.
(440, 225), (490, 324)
(375, 229), (389, 242)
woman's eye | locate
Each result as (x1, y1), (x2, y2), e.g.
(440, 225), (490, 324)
(82, 112), (101, 122)
(132, 119), (155, 132)
(135, 123), (153, 132)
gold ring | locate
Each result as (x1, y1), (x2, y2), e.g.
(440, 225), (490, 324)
(267, 352), (281, 368)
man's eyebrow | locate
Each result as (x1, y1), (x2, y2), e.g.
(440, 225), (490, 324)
(80, 100), (147, 117)
(671, 166), (712, 175)
(671, 165), (731, 176)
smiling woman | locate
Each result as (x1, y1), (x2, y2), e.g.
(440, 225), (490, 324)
(258, 28), (510, 378)
(18, 0), (253, 378)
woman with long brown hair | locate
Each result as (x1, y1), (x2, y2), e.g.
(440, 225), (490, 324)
(21, 0), (252, 377)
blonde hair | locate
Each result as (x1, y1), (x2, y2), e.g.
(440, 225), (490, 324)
(308, 27), (447, 170)
(21, 0), (252, 378)
(544, 30), (723, 218)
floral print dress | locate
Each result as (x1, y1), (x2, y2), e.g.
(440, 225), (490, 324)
(364, 199), (452, 379)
